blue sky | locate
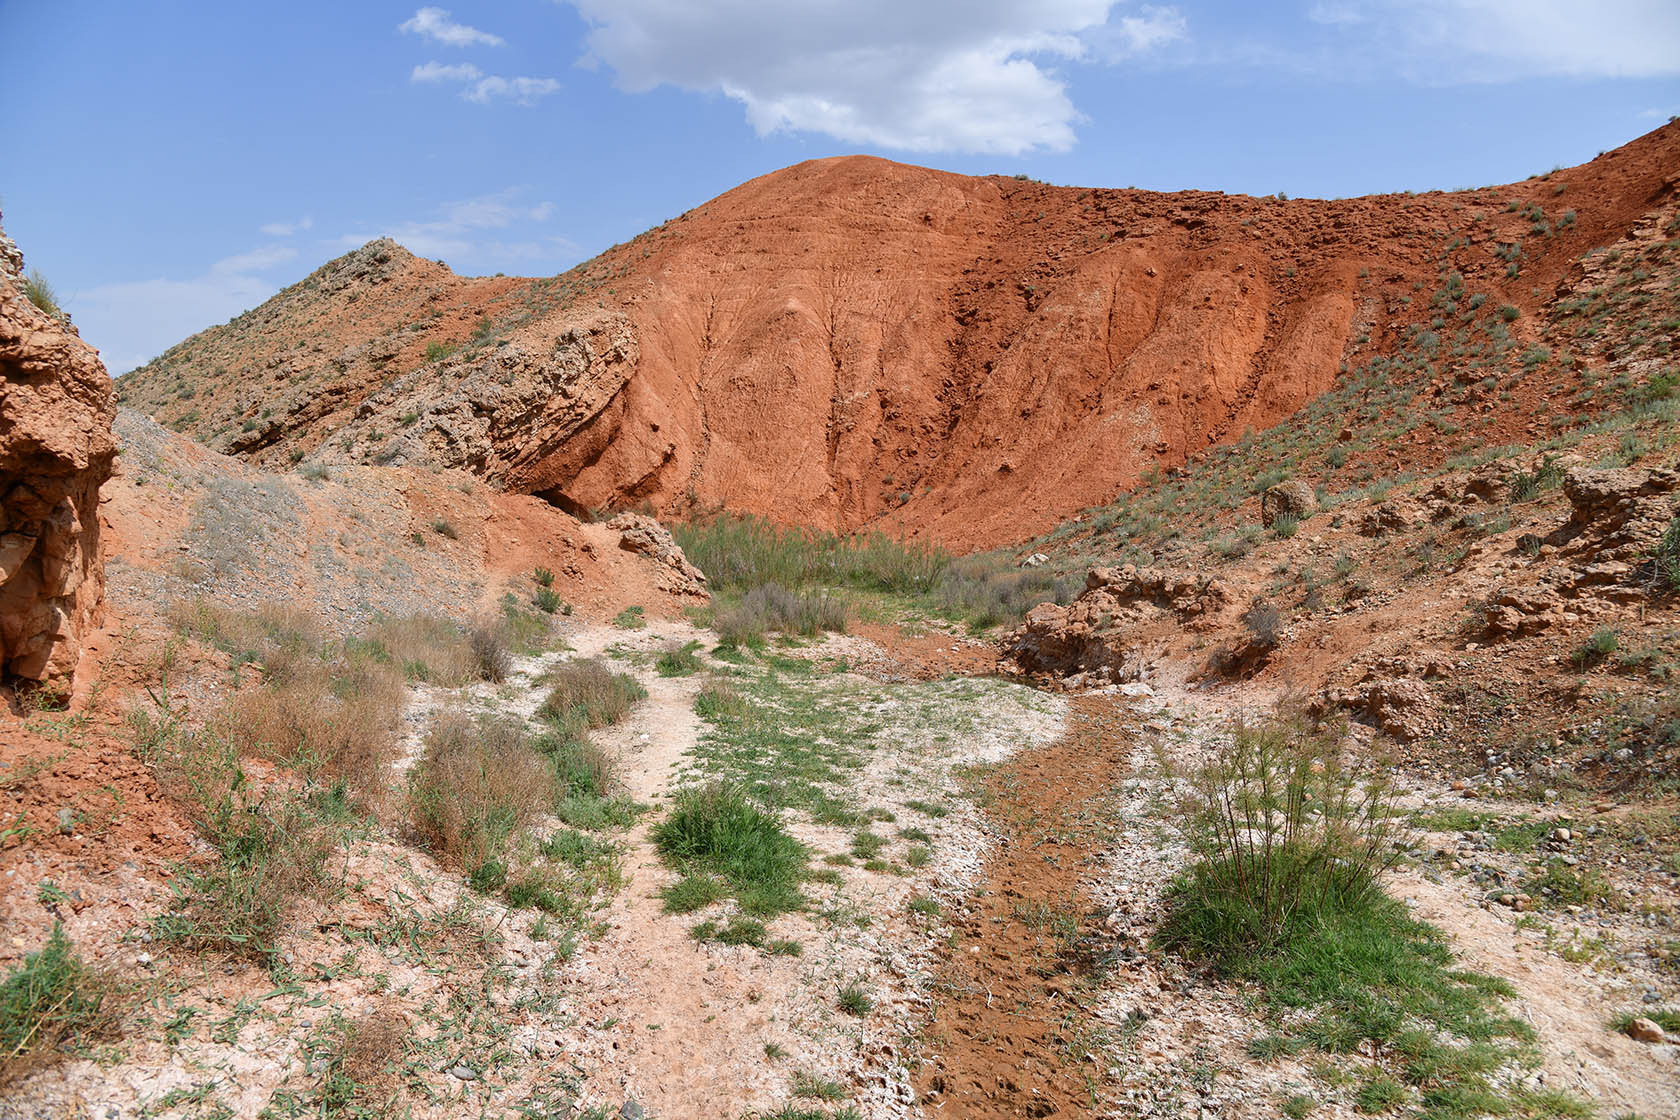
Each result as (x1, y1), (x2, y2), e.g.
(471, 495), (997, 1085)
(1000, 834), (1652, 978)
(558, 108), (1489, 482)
(2, 1), (1677, 375)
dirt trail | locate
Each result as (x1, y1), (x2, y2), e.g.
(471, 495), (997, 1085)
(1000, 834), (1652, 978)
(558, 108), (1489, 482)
(914, 695), (1134, 1117)
(1394, 871), (1680, 1118)
(528, 619), (790, 1116)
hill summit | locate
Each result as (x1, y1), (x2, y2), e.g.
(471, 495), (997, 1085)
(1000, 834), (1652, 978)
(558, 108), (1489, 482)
(118, 122), (1680, 548)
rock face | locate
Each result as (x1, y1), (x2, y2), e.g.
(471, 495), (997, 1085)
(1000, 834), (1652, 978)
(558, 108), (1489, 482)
(1476, 465), (1678, 639)
(1005, 565), (1229, 683)
(0, 216), (117, 690)
(310, 311), (640, 498)
(1559, 465), (1678, 563)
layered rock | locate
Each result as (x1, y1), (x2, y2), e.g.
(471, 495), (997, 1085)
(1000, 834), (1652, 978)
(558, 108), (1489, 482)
(1476, 465), (1678, 638)
(306, 311), (638, 509)
(0, 217), (117, 690)
(606, 512), (708, 599)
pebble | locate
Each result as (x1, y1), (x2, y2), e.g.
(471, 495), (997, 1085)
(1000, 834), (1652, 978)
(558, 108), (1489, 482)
(448, 1065), (480, 1081)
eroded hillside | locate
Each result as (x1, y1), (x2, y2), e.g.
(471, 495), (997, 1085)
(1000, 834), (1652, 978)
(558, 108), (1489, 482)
(117, 122), (1680, 548)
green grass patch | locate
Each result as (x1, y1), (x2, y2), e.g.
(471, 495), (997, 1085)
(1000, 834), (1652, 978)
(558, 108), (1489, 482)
(1159, 719), (1582, 1116)
(652, 784), (807, 917)
(656, 641), (704, 676)
(1, 925), (119, 1081)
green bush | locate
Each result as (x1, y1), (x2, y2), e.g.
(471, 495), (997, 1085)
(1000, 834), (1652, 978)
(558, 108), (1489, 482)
(652, 783), (807, 916)
(409, 712), (551, 887)
(673, 513), (947, 595)
(1569, 627), (1619, 669)
(656, 641), (703, 676)
(1, 925), (118, 1079)
(537, 658), (645, 728)
(1158, 720), (1408, 956)
(1509, 455), (1564, 502)
(1657, 514), (1680, 594)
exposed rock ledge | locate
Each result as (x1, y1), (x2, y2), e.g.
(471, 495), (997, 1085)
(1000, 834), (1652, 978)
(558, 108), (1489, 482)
(0, 216), (117, 691)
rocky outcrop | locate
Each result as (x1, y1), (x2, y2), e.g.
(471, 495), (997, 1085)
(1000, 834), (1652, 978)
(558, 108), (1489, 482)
(0, 215), (117, 690)
(1005, 565), (1229, 683)
(606, 512), (708, 599)
(311, 311), (638, 507)
(1475, 466), (1678, 639)
(1559, 465), (1678, 563)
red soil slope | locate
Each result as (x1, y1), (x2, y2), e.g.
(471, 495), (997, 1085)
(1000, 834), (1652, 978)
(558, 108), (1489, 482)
(118, 122), (1680, 549)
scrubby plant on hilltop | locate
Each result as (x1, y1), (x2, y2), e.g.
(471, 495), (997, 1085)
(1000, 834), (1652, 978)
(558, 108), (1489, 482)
(22, 270), (61, 318)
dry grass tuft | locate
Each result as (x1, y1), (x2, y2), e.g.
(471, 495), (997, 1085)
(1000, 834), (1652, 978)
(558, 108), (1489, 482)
(537, 658), (646, 728)
(409, 711), (552, 885)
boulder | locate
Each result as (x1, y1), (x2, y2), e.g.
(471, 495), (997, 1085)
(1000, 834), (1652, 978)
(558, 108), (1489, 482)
(0, 210), (117, 691)
(1260, 480), (1316, 528)
(1624, 1017), (1667, 1044)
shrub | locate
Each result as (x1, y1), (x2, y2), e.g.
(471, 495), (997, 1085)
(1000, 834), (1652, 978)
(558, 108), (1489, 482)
(168, 600), (406, 803)
(409, 712), (551, 885)
(1158, 719), (1409, 956)
(22, 270), (61, 318)
(1270, 514), (1299, 539)
(1657, 514), (1680, 595)
(656, 641), (703, 677)
(673, 513), (947, 595)
(533, 566), (555, 588)
(534, 587), (563, 614)
(538, 658), (645, 728)
(431, 518), (459, 539)
(1569, 627), (1619, 670)
(0, 925), (119, 1082)
(1509, 455), (1564, 502)
(424, 341), (452, 363)
(613, 604), (646, 629)
(925, 556), (1080, 630)
(467, 619), (512, 683)
(714, 583), (846, 646)
(365, 614), (478, 686)
(143, 723), (337, 961)
(1241, 600), (1284, 649)
(652, 783), (807, 916)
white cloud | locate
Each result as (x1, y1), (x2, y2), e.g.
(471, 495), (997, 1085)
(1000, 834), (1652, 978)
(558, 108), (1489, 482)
(564, 1), (1186, 156)
(412, 60), (483, 83)
(258, 216), (313, 237)
(211, 246), (297, 275)
(76, 246), (299, 375)
(464, 75), (563, 105)
(409, 60), (559, 105)
(399, 7), (504, 48)
(1106, 5), (1189, 54)
(1316, 1), (1680, 80)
